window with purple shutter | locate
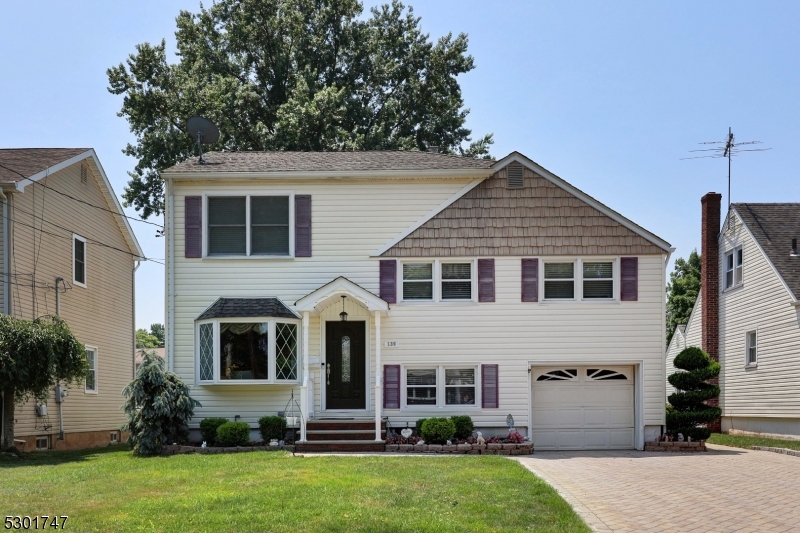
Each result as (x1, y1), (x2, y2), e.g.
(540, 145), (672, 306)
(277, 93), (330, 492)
(521, 258), (538, 302)
(384, 364), (400, 408)
(295, 195), (312, 257)
(621, 257), (638, 301)
(478, 259), (495, 302)
(379, 260), (397, 304)
(184, 196), (202, 258)
(481, 364), (499, 408)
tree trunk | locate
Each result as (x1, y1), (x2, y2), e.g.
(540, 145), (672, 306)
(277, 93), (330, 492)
(1, 387), (14, 450)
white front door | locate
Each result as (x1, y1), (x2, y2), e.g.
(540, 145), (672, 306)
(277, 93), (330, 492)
(531, 366), (634, 450)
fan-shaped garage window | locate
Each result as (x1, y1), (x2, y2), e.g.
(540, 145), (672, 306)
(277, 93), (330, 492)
(536, 369), (578, 381)
(587, 368), (628, 380)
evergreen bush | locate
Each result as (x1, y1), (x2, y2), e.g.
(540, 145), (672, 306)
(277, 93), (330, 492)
(667, 347), (721, 441)
(216, 421), (251, 446)
(414, 418), (428, 436)
(122, 350), (200, 455)
(450, 415), (474, 440)
(421, 418), (456, 444)
(199, 417), (228, 444)
(258, 416), (287, 442)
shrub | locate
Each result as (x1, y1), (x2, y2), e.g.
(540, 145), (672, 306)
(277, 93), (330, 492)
(414, 418), (428, 436)
(667, 347), (721, 441)
(216, 421), (251, 446)
(199, 417), (228, 444)
(258, 416), (287, 442)
(421, 417), (456, 444)
(507, 431), (524, 443)
(122, 351), (200, 456)
(450, 415), (474, 440)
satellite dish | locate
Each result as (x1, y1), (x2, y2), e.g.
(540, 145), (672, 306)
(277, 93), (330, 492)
(187, 116), (219, 164)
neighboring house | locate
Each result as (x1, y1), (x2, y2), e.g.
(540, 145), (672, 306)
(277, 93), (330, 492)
(134, 347), (165, 374)
(665, 295), (702, 399)
(666, 195), (800, 438)
(163, 150), (673, 451)
(0, 148), (143, 451)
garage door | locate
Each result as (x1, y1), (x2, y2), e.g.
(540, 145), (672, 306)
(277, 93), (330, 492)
(531, 366), (634, 450)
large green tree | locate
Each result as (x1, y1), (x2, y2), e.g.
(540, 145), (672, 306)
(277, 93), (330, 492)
(666, 250), (701, 345)
(0, 315), (88, 451)
(136, 329), (161, 349)
(108, 0), (493, 218)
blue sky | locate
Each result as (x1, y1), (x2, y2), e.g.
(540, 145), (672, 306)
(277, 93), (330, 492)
(2, 1), (798, 328)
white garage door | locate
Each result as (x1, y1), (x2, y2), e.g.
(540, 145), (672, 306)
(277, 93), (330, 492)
(531, 366), (634, 450)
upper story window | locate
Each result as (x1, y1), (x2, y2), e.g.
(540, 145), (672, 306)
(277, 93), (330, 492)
(544, 262), (575, 299)
(207, 195), (291, 256)
(73, 235), (87, 287)
(543, 259), (618, 301)
(746, 330), (758, 366)
(725, 246), (743, 289)
(583, 262), (613, 299)
(400, 260), (476, 303)
(403, 263), (433, 300)
(441, 263), (472, 300)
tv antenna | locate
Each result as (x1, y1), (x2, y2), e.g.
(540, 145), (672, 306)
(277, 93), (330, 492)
(682, 127), (771, 214)
(187, 116), (219, 164)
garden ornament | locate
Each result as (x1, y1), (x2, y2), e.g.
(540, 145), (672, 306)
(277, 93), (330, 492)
(678, 433), (684, 442)
(476, 432), (485, 445)
(417, 440), (425, 445)
(270, 439), (279, 447)
(400, 428), (413, 439)
(446, 440), (452, 446)
(201, 441), (207, 448)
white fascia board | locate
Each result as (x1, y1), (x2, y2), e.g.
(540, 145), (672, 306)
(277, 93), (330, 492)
(13, 150), (95, 192)
(295, 276), (389, 315)
(162, 168), (494, 181)
(730, 206), (797, 304)
(493, 151), (673, 253)
(371, 177), (486, 257)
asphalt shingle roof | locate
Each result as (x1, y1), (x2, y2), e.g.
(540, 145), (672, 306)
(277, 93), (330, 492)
(733, 203), (800, 300)
(0, 148), (89, 182)
(165, 150), (494, 173)
(197, 298), (299, 320)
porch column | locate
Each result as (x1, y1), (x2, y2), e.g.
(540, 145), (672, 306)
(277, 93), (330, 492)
(374, 310), (382, 441)
(300, 311), (310, 442)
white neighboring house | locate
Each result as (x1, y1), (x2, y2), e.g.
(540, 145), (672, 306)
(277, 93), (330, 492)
(666, 198), (800, 439)
(163, 150), (674, 451)
(665, 295), (702, 400)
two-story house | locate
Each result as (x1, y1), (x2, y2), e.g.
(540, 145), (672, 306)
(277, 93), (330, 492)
(666, 194), (800, 438)
(0, 148), (143, 451)
(163, 150), (673, 451)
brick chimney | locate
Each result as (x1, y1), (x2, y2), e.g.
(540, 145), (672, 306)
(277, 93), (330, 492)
(701, 192), (722, 432)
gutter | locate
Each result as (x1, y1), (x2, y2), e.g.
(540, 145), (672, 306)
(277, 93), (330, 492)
(162, 168), (495, 181)
(133, 260), (141, 378)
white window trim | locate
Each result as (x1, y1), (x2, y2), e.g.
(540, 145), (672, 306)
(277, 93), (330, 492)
(196, 317), (302, 385)
(85, 345), (98, 394)
(540, 258), (619, 303)
(400, 364), (481, 410)
(724, 246), (744, 291)
(72, 234), (87, 288)
(202, 191), (295, 259)
(745, 329), (758, 368)
(398, 259), (478, 304)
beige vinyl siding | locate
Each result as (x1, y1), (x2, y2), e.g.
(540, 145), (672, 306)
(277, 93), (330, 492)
(665, 293), (702, 400)
(10, 161), (135, 437)
(0, 202), (5, 313)
(171, 177), (667, 430)
(719, 219), (800, 418)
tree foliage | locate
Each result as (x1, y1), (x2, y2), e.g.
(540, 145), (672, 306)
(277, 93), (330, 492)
(0, 315), (87, 450)
(108, 0), (493, 218)
(122, 350), (200, 456)
(666, 347), (721, 441)
(136, 329), (160, 349)
(149, 323), (165, 345)
(666, 250), (701, 345)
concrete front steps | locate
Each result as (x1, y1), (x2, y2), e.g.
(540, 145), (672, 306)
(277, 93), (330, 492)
(295, 419), (386, 453)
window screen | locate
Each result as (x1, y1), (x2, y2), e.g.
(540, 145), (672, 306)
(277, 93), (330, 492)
(403, 263), (433, 300)
(441, 263), (472, 300)
(583, 262), (613, 299)
(407, 368), (437, 405)
(208, 197), (246, 255)
(251, 196), (290, 255)
(544, 262), (575, 299)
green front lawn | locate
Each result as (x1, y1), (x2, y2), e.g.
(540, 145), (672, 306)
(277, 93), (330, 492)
(0, 447), (588, 532)
(708, 432), (800, 451)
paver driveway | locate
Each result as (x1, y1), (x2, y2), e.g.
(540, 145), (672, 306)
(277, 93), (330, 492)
(516, 444), (800, 533)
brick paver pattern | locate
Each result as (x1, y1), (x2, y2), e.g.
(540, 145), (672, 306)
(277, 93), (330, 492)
(516, 444), (800, 533)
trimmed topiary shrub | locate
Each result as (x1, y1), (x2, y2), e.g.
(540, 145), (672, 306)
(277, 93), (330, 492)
(667, 347), (721, 441)
(414, 418), (428, 436)
(421, 417), (456, 445)
(450, 415), (474, 440)
(200, 417), (228, 444)
(216, 421), (251, 446)
(258, 416), (287, 442)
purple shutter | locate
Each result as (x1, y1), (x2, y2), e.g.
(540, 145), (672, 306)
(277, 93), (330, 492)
(521, 258), (538, 302)
(384, 364), (400, 409)
(482, 364), (499, 408)
(621, 257), (638, 301)
(295, 195), (312, 257)
(379, 259), (397, 304)
(478, 259), (495, 302)
(184, 196), (202, 258)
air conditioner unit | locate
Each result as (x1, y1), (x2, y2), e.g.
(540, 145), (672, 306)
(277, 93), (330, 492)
(35, 404), (47, 417)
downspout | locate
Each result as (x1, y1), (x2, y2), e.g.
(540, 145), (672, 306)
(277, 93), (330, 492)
(133, 260), (140, 379)
(54, 277), (65, 441)
(167, 177), (175, 372)
(1, 187), (9, 315)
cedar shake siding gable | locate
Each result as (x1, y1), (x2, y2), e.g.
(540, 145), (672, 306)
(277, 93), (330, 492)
(382, 164), (667, 257)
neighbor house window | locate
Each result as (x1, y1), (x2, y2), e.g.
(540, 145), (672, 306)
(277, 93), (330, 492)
(207, 195), (291, 256)
(404, 366), (479, 408)
(725, 247), (743, 289)
(746, 330), (758, 366)
(403, 263), (434, 300)
(441, 263), (472, 300)
(85, 346), (98, 392)
(583, 262), (613, 299)
(544, 262), (575, 299)
(73, 235), (87, 286)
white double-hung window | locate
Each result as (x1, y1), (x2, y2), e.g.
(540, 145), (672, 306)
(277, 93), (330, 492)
(403, 366), (478, 408)
(85, 346), (98, 393)
(401, 260), (474, 302)
(746, 330), (758, 366)
(206, 194), (293, 257)
(725, 247), (743, 289)
(543, 259), (616, 301)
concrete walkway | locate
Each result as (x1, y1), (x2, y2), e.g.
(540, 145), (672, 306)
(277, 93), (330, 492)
(515, 444), (800, 533)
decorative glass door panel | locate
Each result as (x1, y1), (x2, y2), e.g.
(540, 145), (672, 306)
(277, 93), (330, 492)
(325, 321), (365, 409)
